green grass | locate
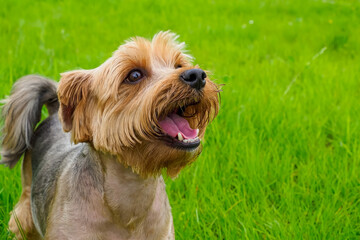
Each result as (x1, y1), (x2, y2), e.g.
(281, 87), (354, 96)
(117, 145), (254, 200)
(1, 0), (360, 239)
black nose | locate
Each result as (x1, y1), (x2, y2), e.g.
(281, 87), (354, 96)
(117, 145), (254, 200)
(180, 69), (206, 90)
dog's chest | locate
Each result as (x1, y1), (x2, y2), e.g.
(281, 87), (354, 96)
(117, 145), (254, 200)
(103, 159), (174, 239)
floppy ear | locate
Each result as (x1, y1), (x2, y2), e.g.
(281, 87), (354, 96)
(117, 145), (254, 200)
(58, 70), (92, 142)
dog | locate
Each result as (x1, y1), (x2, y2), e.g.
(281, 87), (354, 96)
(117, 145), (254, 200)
(1, 31), (219, 239)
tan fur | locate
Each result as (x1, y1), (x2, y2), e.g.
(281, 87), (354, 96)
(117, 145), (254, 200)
(58, 31), (219, 177)
(58, 70), (93, 142)
(9, 152), (41, 240)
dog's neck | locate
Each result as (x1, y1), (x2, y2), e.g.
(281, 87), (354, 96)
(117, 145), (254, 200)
(96, 150), (174, 238)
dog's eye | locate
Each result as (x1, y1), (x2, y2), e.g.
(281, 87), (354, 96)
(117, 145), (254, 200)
(126, 70), (144, 83)
(175, 64), (182, 69)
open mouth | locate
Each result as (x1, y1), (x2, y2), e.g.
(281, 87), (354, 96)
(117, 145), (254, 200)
(158, 101), (200, 151)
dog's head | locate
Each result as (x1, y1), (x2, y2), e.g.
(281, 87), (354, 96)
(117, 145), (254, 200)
(58, 31), (220, 177)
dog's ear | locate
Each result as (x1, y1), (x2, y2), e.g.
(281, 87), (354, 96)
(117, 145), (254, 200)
(58, 70), (92, 142)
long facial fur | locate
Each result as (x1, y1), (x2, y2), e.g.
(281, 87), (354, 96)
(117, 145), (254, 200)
(58, 31), (220, 178)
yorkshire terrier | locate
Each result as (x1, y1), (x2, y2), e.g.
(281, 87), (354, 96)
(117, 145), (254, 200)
(1, 31), (219, 239)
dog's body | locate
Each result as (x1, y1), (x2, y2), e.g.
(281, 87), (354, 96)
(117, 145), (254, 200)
(29, 111), (173, 239)
(1, 32), (219, 239)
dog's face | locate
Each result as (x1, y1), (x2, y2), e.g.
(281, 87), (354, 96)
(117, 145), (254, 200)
(58, 32), (219, 177)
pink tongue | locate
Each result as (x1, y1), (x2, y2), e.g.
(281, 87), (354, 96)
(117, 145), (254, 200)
(158, 113), (198, 139)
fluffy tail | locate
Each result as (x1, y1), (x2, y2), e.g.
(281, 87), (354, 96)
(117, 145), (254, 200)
(1, 75), (59, 168)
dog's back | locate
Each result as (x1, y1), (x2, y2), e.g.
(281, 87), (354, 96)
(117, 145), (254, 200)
(30, 114), (86, 236)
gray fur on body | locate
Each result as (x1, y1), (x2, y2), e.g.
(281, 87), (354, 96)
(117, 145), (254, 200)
(30, 114), (85, 236)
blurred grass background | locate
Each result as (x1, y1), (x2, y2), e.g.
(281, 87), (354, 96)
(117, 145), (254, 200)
(1, 0), (360, 239)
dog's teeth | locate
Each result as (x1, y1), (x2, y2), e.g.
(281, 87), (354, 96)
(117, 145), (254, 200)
(177, 133), (183, 141)
(181, 137), (200, 144)
(196, 129), (199, 136)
